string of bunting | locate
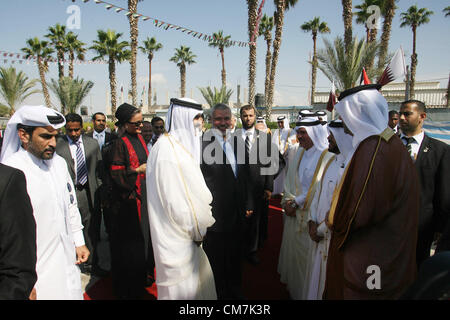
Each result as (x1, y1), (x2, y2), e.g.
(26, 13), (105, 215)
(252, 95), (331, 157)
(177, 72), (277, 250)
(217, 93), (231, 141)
(76, 0), (254, 47)
(0, 50), (107, 65)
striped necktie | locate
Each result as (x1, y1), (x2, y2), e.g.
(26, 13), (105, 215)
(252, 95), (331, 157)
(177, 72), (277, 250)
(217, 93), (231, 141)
(403, 137), (415, 158)
(245, 134), (251, 160)
(75, 140), (88, 186)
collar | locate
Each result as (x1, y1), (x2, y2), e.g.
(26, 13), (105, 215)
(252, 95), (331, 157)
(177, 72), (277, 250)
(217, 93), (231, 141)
(94, 130), (105, 136)
(67, 135), (83, 145)
(243, 127), (255, 136)
(400, 130), (424, 144)
(212, 129), (228, 144)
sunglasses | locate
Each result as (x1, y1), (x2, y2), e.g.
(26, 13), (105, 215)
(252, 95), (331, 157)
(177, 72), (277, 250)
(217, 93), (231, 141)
(127, 121), (144, 127)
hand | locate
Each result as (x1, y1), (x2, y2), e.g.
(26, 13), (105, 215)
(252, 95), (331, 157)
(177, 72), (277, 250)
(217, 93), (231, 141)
(29, 288), (36, 300)
(263, 190), (272, 201)
(284, 200), (297, 217)
(135, 163), (147, 174)
(308, 220), (324, 243)
(245, 210), (253, 218)
(75, 245), (90, 265)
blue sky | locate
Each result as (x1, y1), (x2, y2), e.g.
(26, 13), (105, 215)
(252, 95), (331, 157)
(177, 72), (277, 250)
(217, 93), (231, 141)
(1, 0), (449, 114)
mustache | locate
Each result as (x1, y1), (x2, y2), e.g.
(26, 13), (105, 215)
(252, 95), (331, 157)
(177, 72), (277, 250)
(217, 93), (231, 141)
(44, 146), (55, 153)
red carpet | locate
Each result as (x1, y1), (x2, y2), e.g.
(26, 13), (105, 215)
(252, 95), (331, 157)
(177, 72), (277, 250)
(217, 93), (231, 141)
(242, 197), (290, 300)
(84, 197), (289, 300)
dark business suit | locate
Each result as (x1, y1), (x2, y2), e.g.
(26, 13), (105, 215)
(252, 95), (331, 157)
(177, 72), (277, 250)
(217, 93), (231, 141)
(0, 163), (37, 299)
(56, 134), (102, 266)
(86, 131), (117, 235)
(410, 134), (450, 268)
(200, 130), (253, 299)
(234, 128), (275, 257)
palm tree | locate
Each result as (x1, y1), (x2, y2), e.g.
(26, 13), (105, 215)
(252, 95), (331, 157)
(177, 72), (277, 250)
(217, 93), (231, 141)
(0, 104), (9, 117)
(127, 0), (141, 106)
(139, 37), (163, 110)
(316, 36), (379, 91)
(48, 77), (93, 114)
(301, 17), (330, 105)
(209, 30), (232, 89)
(198, 86), (234, 108)
(400, 5), (434, 99)
(247, 0), (258, 109)
(169, 46), (196, 98)
(259, 14), (274, 117)
(45, 23), (68, 80)
(443, 6), (450, 17)
(377, 0), (398, 75)
(90, 29), (131, 120)
(342, 0), (353, 55)
(0, 67), (40, 116)
(267, 0), (299, 110)
(21, 37), (55, 107)
(65, 32), (86, 79)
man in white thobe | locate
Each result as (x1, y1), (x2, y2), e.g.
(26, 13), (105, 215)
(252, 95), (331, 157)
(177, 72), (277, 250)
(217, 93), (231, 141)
(305, 119), (353, 300)
(278, 114), (334, 300)
(0, 105), (89, 300)
(146, 98), (217, 300)
(271, 116), (296, 195)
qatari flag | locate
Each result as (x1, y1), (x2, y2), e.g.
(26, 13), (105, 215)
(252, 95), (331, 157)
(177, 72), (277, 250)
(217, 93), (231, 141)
(378, 47), (407, 86)
(326, 82), (337, 112)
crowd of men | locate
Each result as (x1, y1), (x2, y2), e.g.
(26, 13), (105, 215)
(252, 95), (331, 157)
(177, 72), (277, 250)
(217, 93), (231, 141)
(0, 83), (449, 300)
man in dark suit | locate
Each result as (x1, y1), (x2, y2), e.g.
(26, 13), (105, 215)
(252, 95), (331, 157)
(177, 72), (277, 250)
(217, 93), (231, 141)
(0, 163), (37, 300)
(86, 112), (117, 151)
(399, 100), (450, 268)
(236, 105), (274, 265)
(201, 103), (253, 300)
(388, 110), (400, 135)
(56, 113), (102, 274)
(86, 112), (117, 276)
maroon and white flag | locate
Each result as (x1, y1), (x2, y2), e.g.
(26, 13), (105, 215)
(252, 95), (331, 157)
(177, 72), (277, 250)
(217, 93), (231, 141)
(378, 47), (407, 86)
(326, 81), (337, 112)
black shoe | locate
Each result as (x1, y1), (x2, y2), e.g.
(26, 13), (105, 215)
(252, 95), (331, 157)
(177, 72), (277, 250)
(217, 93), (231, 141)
(247, 254), (260, 265)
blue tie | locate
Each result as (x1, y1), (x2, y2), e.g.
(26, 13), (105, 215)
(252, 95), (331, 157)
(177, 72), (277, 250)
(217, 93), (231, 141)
(75, 140), (88, 186)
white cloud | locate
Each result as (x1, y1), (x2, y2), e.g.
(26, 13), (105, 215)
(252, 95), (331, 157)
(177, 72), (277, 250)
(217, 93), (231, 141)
(138, 73), (167, 86)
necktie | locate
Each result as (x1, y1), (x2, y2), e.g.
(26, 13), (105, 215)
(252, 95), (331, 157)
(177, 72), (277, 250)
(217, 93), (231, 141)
(404, 137), (415, 158)
(151, 135), (158, 146)
(95, 133), (103, 149)
(245, 134), (251, 158)
(75, 140), (88, 186)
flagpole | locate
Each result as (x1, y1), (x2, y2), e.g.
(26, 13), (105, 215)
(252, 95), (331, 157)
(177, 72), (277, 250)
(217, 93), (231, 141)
(405, 66), (411, 101)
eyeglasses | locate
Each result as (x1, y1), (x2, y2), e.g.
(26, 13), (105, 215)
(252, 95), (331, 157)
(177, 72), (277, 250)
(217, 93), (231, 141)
(127, 121), (144, 127)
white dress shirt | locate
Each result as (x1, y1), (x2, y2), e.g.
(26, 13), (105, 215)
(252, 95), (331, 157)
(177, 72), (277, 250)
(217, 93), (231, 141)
(67, 135), (86, 178)
(241, 127), (256, 150)
(213, 130), (237, 177)
(400, 130), (425, 160)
